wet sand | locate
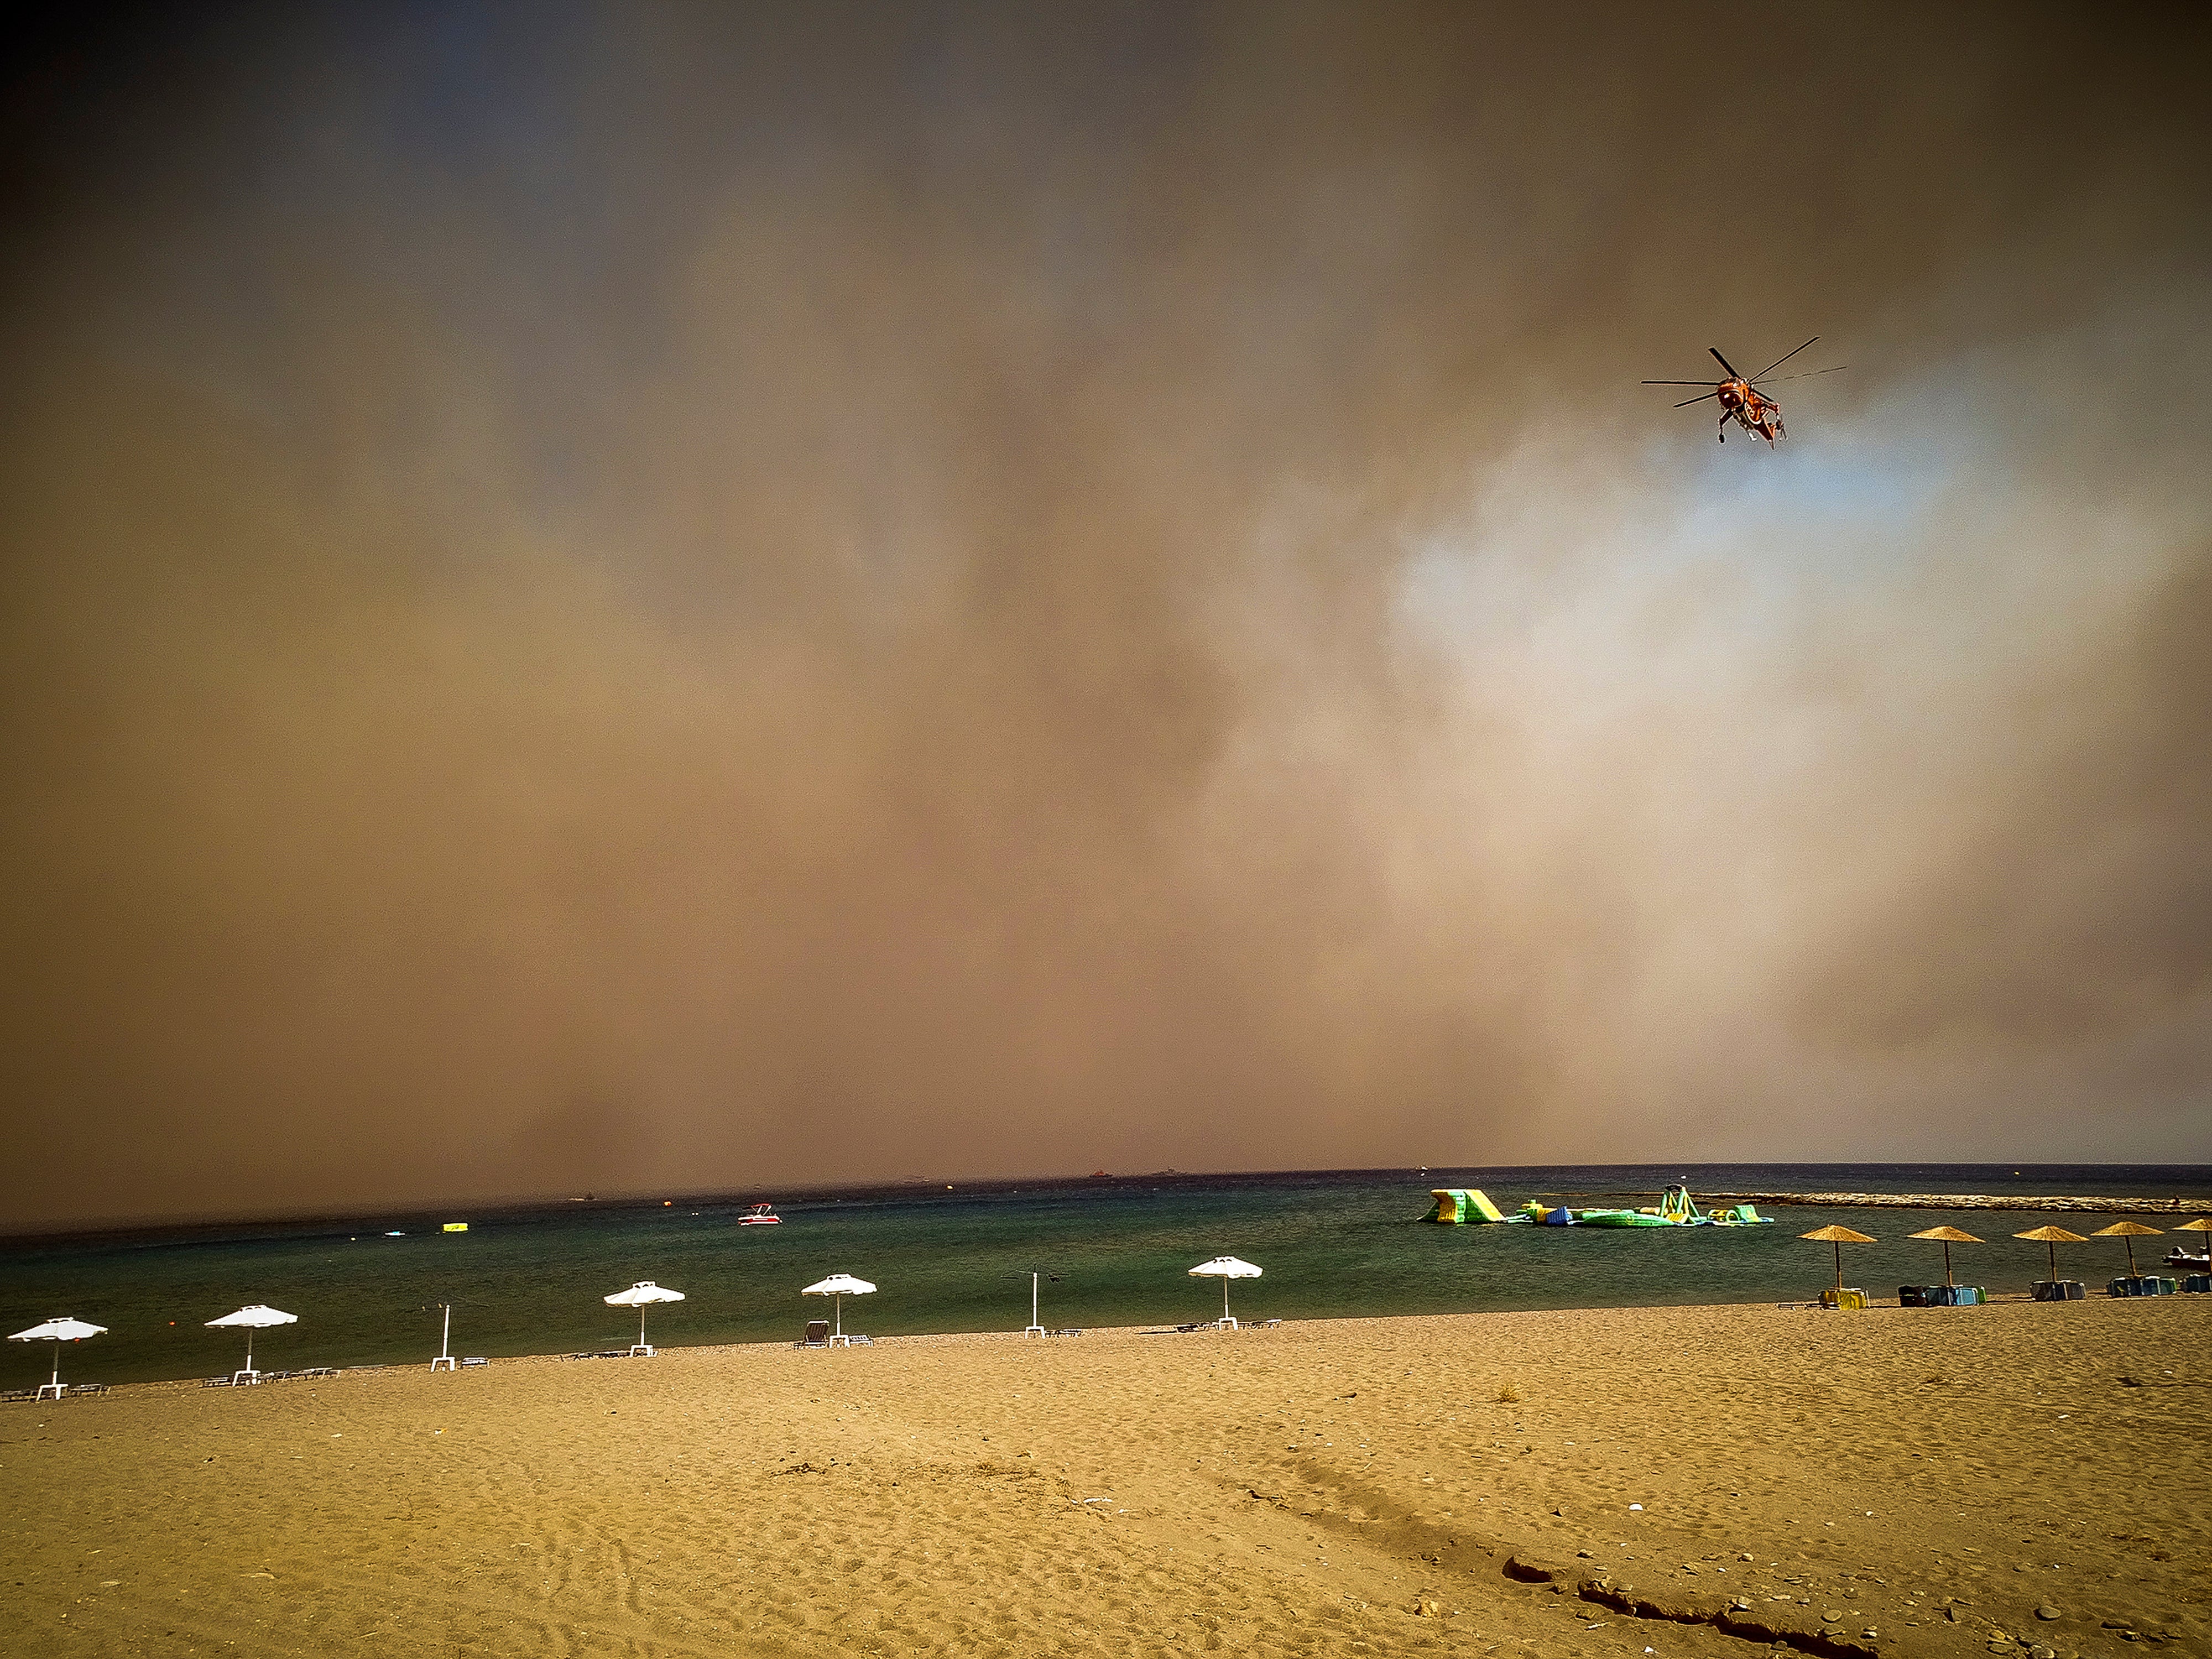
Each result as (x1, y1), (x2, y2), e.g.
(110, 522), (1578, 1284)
(4, 1297), (2204, 1658)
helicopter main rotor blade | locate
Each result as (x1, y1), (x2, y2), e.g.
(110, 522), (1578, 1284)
(1673, 392), (1720, 408)
(1709, 347), (1742, 378)
(1749, 336), (1818, 380)
(1755, 365), (1847, 384)
(1642, 379), (1720, 386)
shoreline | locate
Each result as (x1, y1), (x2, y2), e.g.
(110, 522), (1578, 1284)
(7, 1284), (2182, 1403)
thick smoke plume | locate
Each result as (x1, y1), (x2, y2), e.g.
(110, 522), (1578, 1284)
(3, 6), (2208, 1227)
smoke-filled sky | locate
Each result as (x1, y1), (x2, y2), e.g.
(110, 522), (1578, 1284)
(3, 4), (2208, 1229)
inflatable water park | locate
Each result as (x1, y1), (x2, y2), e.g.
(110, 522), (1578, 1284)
(1424, 1184), (1771, 1228)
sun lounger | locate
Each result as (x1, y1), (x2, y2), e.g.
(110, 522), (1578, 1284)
(1818, 1287), (1869, 1310)
(1049, 1327), (1084, 1337)
(797, 1320), (831, 1349)
(461, 1356), (489, 1367)
(65, 1383), (108, 1396)
(2182, 1274), (2211, 1293)
(2032, 1279), (2086, 1301)
(1, 1388), (35, 1403)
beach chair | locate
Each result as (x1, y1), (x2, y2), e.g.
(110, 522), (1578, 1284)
(2107, 1276), (2172, 1297)
(1898, 1285), (1938, 1307)
(2032, 1279), (2086, 1301)
(461, 1356), (489, 1368)
(1818, 1287), (1869, 1311)
(2182, 1274), (2211, 1293)
(797, 1320), (831, 1349)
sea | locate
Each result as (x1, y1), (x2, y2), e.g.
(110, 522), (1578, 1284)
(6, 1164), (2208, 1389)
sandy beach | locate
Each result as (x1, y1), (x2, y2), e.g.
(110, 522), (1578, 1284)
(4, 1297), (2204, 1658)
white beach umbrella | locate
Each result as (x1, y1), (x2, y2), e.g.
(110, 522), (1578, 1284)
(10, 1317), (107, 1397)
(801, 1273), (876, 1341)
(1188, 1256), (1262, 1325)
(603, 1281), (685, 1352)
(205, 1305), (298, 1376)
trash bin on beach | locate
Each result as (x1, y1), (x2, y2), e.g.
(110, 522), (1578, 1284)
(2031, 1280), (2086, 1301)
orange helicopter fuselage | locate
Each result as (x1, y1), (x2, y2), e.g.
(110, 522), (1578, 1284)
(1717, 379), (1782, 441)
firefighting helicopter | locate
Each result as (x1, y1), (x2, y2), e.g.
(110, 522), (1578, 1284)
(1642, 337), (1844, 443)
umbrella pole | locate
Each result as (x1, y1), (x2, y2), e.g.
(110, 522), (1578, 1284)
(1223, 1277), (1231, 1323)
(2047, 1240), (2057, 1281)
(1833, 1240), (1842, 1293)
(2126, 1238), (2137, 1276)
(245, 1330), (254, 1375)
(1944, 1241), (1954, 1287)
(51, 1345), (60, 1392)
(639, 1307), (648, 1350)
(834, 1294), (842, 1340)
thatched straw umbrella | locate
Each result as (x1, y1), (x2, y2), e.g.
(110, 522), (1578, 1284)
(1908, 1224), (1981, 1286)
(2093, 1220), (2162, 1277)
(2014, 1224), (2088, 1281)
(1800, 1224), (1876, 1294)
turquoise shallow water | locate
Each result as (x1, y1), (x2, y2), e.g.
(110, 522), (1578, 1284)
(5, 1163), (2206, 1387)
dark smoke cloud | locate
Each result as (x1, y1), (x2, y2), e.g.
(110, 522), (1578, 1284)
(3, 4), (2208, 1228)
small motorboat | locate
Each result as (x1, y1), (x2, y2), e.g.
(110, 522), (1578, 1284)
(739, 1203), (781, 1226)
(2165, 1246), (2209, 1271)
